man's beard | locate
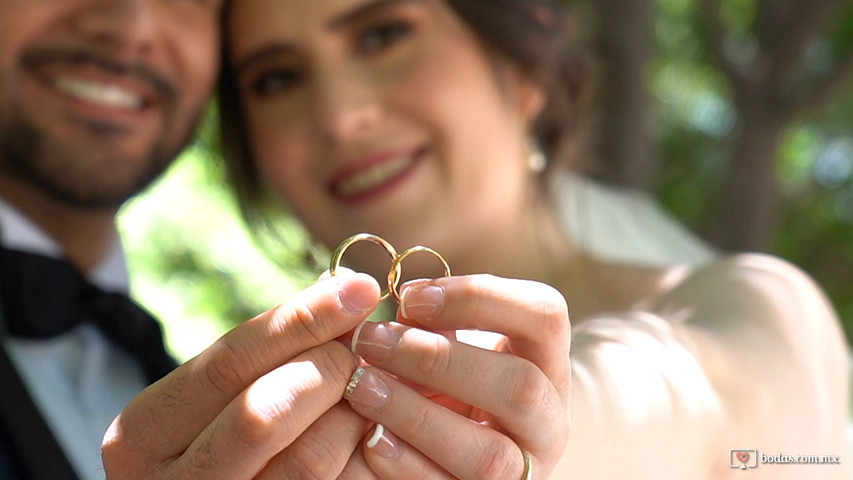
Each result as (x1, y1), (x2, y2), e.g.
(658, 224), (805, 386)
(0, 107), (194, 210)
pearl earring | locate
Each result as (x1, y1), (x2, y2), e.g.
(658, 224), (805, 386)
(527, 138), (547, 174)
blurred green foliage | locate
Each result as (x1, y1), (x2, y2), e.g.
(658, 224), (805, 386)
(118, 144), (319, 360)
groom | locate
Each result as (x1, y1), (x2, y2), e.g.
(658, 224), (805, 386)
(0, 0), (222, 477)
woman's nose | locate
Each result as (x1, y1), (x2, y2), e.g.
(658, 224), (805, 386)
(313, 62), (382, 142)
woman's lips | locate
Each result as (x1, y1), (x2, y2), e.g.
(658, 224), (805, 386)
(329, 147), (427, 204)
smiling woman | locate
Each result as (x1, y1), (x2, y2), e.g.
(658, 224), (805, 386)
(216, 0), (852, 478)
(221, 0), (555, 278)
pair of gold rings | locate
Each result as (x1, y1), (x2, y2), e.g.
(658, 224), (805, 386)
(333, 234), (531, 480)
(329, 233), (451, 303)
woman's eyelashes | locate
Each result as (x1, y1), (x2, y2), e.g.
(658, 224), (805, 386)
(356, 20), (413, 55)
(242, 16), (416, 98)
(250, 67), (303, 96)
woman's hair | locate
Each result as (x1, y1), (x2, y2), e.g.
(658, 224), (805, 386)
(218, 0), (592, 243)
(445, 0), (591, 169)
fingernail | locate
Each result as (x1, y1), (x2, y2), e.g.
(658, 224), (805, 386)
(366, 424), (400, 458)
(338, 277), (376, 315)
(351, 322), (401, 362)
(344, 367), (390, 411)
(400, 282), (445, 320)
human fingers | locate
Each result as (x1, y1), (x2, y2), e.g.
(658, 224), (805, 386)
(254, 401), (369, 480)
(351, 323), (567, 461)
(357, 275), (571, 475)
(164, 342), (359, 478)
(102, 273), (379, 478)
(396, 274), (571, 394)
(362, 425), (457, 480)
(336, 443), (381, 480)
(346, 367), (532, 480)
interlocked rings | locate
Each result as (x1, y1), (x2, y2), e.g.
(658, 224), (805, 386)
(330, 233), (451, 303)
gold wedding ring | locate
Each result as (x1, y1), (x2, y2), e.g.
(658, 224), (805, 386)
(329, 233), (451, 304)
(388, 246), (451, 303)
(330, 233), (399, 301)
(520, 449), (533, 480)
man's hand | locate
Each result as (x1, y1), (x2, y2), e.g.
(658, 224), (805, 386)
(102, 272), (380, 479)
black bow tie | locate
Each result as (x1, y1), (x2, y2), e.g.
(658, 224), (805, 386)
(0, 246), (177, 383)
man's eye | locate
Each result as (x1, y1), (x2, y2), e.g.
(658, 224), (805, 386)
(358, 22), (412, 54)
(251, 69), (302, 96)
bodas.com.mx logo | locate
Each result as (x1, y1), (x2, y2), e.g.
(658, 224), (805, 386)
(730, 449), (758, 469)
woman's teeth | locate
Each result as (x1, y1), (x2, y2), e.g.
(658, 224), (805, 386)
(337, 155), (412, 197)
(54, 76), (142, 110)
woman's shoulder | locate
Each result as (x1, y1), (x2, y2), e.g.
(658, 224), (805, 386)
(583, 252), (843, 360)
(570, 254), (850, 474)
(655, 253), (849, 464)
(654, 252), (840, 332)
(647, 252), (846, 373)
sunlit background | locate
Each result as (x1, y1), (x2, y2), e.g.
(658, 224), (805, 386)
(117, 146), (317, 361)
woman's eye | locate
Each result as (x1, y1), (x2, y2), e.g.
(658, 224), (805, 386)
(250, 69), (302, 96)
(358, 22), (412, 54)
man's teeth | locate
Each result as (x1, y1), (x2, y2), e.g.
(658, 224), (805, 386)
(338, 156), (412, 197)
(54, 76), (143, 110)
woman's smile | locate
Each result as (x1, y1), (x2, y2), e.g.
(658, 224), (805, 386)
(328, 145), (429, 205)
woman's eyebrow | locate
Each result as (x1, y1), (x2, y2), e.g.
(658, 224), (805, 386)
(232, 0), (426, 72)
(328, 0), (424, 30)
(233, 44), (297, 74)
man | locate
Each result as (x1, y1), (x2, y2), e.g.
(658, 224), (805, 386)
(0, 0), (222, 477)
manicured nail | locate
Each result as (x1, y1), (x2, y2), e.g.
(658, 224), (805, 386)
(351, 321), (367, 353)
(400, 282), (445, 320)
(338, 277), (376, 315)
(344, 367), (390, 411)
(366, 424), (400, 458)
(351, 322), (401, 362)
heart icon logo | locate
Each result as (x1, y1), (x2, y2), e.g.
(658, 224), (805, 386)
(736, 452), (750, 464)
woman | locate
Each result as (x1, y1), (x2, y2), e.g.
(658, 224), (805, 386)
(219, 0), (851, 478)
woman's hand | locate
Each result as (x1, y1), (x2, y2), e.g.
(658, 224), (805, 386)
(344, 274), (571, 479)
(102, 273), (383, 479)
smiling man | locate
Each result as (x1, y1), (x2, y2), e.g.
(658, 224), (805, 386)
(0, 1), (222, 478)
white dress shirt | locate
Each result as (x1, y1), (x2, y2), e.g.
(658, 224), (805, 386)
(0, 198), (148, 480)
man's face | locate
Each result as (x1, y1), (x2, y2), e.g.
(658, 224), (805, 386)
(0, 0), (222, 209)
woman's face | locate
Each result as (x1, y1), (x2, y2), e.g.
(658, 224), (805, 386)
(228, 0), (543, 276)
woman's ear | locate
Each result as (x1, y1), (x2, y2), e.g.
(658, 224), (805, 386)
(517, 76), (547, 123)
(494, 56), (547, 124)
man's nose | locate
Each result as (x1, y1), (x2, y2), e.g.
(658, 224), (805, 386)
(68, 0), (159, 58)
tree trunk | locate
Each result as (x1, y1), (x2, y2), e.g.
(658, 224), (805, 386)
(695, 0), (853, 251)
(592, 0), (656, 191)
(713, 109), (787, 252)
